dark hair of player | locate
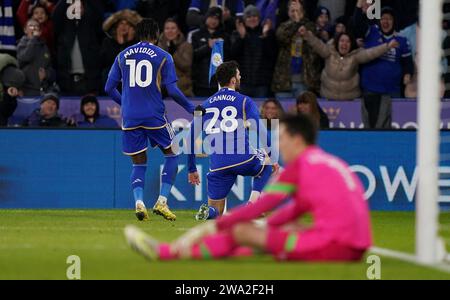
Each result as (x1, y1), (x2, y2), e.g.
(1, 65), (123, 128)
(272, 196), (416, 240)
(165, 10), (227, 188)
(215, 61), (239, 87)
(280, 114), (318, 145)
(136, 18), (160, 42)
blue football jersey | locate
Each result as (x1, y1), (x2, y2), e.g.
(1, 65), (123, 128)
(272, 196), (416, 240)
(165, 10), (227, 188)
(107, 41), (178, 128)
(361, 25), (412, 94)
(191, 88), (264, 172)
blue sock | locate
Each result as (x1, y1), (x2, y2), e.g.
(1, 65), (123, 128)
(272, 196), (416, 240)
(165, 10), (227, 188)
(207, 206), (219, 219)
(131, 164), (146, 203)
(253, 165), (273, 192)
(160, 154), (179, 198)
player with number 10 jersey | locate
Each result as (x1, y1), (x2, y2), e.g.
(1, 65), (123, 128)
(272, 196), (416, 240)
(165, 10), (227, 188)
(105, 18), (195, 222)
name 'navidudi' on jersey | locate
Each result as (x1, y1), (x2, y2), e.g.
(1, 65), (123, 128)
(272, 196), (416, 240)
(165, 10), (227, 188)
(193, 88), (265, 172)
(107, 41), (177, 127)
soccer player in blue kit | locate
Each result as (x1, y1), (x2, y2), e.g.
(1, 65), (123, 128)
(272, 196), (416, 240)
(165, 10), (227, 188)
(105, 19), (195, 221)
(187, 61), (279, 220)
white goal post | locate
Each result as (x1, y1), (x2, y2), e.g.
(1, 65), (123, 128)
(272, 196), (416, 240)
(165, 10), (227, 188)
(416, 0), (445, 264)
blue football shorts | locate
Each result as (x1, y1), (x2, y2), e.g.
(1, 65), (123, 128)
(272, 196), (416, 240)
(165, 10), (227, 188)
(122, 120), (176, 155)
(206, 153), (268, 200)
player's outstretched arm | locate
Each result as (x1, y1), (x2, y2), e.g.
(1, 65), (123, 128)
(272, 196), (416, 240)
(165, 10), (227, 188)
(216, 163), (298, 231)
(267, 202), (305, 227)
(216, 188), (289, 231)
(187, 153), (199, 185)
(245, 97), (272, 160)
(166, 82), (195, 114)
(186, 107), (206, 184)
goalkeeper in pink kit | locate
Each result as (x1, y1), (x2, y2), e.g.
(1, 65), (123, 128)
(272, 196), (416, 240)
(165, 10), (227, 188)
(124, 114), (372, 262)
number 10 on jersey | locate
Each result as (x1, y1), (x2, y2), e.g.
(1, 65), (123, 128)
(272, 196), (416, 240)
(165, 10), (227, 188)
(126, 59), (153, 88)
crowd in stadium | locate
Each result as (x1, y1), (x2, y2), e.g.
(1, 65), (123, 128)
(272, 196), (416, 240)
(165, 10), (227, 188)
(0, 0), (449, 129)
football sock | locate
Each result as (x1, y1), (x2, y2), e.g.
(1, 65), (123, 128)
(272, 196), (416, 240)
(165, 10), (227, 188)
(159, 154), (179, 200)
(131, 164), (146, 206)
(156, 195), (167, 206)
(158, 243), (175, 260)
(252, 165), (273, 192)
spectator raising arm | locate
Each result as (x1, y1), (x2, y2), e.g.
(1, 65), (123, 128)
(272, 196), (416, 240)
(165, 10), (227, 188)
(351, 0), (371, 39)
(261, 19), (277, 58)
(17, 0), (55, 28)
(355, 39), (400, 64)
(300, 26), (331, 59)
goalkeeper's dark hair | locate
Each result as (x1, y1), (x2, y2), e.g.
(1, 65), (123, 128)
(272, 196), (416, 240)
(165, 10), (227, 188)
(136, 18), (160, 42)
(215, 61), (239, 87)
(280, 114), (318, 145)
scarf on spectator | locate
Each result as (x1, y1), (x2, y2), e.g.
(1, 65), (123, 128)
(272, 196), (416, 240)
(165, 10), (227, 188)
(0, 0), (16, 51)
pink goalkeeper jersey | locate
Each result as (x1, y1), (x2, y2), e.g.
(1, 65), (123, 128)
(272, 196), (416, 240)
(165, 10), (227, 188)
(216, 146), (372, 250)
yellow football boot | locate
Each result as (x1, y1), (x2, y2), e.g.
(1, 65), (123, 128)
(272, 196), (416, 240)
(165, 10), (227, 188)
(135, 202), (150, 221)
(153, 202), (176, 221)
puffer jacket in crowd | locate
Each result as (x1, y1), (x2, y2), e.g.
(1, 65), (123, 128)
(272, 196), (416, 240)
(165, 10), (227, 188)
(271, 18), (322, 94)
(304, 31), (391, 100)
(158, 32), (194, 96)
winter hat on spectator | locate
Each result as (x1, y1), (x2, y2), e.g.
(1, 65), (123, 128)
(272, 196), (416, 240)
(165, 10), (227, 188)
(315, 6), (330, 21)
(205, 6), (223, 20)
(41, 93), (59, 109)
(0, 65), (25, 89)
(244, 5), (260, 19)
(102, 9), (143, 34)
(80, 95), (99, 119)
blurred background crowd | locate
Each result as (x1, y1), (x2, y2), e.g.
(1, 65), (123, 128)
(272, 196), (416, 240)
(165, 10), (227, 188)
(0, 0), (448, 129)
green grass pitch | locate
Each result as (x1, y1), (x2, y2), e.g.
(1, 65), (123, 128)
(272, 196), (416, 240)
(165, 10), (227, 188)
(0, 210), (449, 280)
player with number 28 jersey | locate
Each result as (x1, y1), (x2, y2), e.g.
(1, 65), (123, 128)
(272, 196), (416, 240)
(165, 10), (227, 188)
(187, 61), (277, 220)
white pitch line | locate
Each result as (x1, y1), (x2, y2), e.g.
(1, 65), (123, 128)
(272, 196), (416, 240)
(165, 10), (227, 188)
(370, 246), (450, 274)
